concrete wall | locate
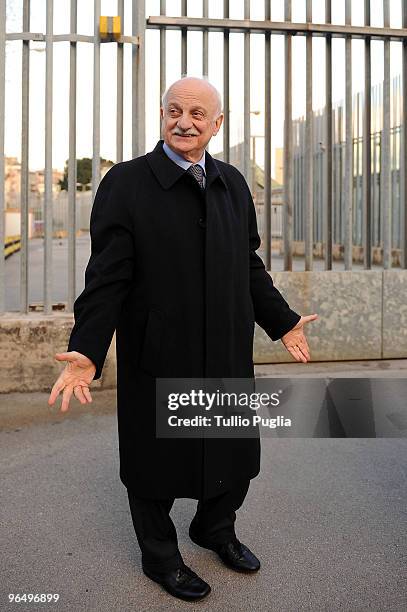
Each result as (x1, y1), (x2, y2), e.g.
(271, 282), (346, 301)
(0, 270), (405, 393)
(255, 269), (406, 362)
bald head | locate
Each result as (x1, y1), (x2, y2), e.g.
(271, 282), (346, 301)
(160, 76), (224, 163)
(161, 77), (223, 120)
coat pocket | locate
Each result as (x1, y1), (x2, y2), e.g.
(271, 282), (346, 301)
(138, 308), (165, 376)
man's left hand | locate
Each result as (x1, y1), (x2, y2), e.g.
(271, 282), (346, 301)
(281, 313), (318, 363)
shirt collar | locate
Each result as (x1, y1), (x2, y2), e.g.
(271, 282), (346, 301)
(163, 141), (206, 175)
(145, 140), (228, 191)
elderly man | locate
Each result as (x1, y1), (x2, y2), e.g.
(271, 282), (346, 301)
(48, 76), (317, 602)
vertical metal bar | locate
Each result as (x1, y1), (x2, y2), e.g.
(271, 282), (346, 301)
(132, 0), (145, 157)
(160, 0), (166, 109)
(382, 0), (391, 268)
(356, 93), (360, 245)
(264, 0), (271, 270)
(243, 0), (250, 183)
(67, 0), (77, 312)
(283, 0), (293, 270)
(0, 0), (6, 313)
(344, 0), (353, 269)
(293, 120), (297, 241)
(335, 106), (340, 245)
(298, 119), (302, 243)
(116, 0), (124, 162)
(202, 0), (208, 76)
(363, 0), (372, 268)
(44, 0), (53, 314)
(390, 78), (398, 248)
(92, 0), (101, 202)
(338, 117), (342, 245)
(325, 0), (333, 270)
(20, 0), (30, 313)
(305, 0), (313, 270)
(321, 110), (326, 245)
(315, 111), (319, 242)
(397, 75), (401, 249)
(318, 111), (323, 243)
(181, 0), (187, 75)
(223, 0), (230, 163)
(402, 0), (407, 268)
(300, 117), (304, 244)
(372, 84), (377, 245)
(338, 105), (343, 246)
(379, 82), (383, 247)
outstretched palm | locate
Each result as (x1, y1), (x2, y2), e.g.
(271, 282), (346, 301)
(281, 313), (318, 363)
(48, 351), (96, 413)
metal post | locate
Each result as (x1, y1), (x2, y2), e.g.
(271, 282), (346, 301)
(132, 0), (145, 157)
(20, 0), (30, 312)
(264, 0), (271, 270)
(116, 0), (124, 162)
(363, 0), (372, 269)
(344, 0), (353, 269)
(92, 0), (101, 202)
(0, 0), (5, 313)
(325, 0), (333, 270)
(223, 0), (230, 163)
(391, 75), (397, 248)
(338, 105), (343, 247)
(402, 0), (407, 268)
(356, 92), (361, 246)
(372, 84), (378, 245)
(67, 0), (78, 312)
(305, 0), (313, 270)
(44, 0), (53, 314)
(243, 0), (251, 183)
(181, 0), (187, 75)
(283, 0), (293, 271)
(202, 0), (208, 76)
(382, 0), (391, 268)
(160, 0), (166, 115)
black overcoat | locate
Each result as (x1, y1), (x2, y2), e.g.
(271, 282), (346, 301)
(67, 139), (301, 500)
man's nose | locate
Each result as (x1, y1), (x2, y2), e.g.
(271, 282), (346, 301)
(177, 113), (193, 130)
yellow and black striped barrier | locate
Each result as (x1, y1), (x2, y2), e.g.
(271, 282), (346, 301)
(4, 235), (21, 258)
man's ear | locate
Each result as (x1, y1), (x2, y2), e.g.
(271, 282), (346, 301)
(213, 113), (224, 136)
(160, 106), (164, 120)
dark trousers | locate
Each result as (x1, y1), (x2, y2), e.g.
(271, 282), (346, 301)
(127, 479), (250, 573)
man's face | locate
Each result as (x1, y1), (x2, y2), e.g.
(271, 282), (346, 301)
(160, 81), (224, 161)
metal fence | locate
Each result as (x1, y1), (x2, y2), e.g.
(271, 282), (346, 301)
(292, 76), (404, 250)
(1, 0), (407, 315)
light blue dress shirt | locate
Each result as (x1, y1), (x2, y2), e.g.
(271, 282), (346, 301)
(163, 141), (206, 188)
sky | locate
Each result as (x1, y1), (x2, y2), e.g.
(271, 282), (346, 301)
(4, 0), (405, 175)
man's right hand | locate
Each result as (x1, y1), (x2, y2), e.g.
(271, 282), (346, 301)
(48, 351), (96, 413)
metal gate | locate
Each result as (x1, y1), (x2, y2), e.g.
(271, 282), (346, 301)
(1, 0), (406, 315)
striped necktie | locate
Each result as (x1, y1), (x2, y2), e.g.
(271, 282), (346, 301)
(187, 164), (205, 189)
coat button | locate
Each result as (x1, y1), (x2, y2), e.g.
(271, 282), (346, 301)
(198, 218), (206, 229)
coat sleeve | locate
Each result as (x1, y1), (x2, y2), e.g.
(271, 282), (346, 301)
(247, 183), (301, 341)
(67, 165), (135, 379)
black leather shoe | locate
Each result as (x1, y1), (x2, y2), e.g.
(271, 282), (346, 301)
(142, 564), (211, 601)
(216, 539), (260, 572)
(189, 527), (260, 573)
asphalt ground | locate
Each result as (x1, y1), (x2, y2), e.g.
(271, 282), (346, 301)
(1, 360), (407, 611)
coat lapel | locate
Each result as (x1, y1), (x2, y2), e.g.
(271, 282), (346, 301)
(145, 139), (228, 191)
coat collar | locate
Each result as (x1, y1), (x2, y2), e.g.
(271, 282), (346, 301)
(145, 139), (228, 191)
